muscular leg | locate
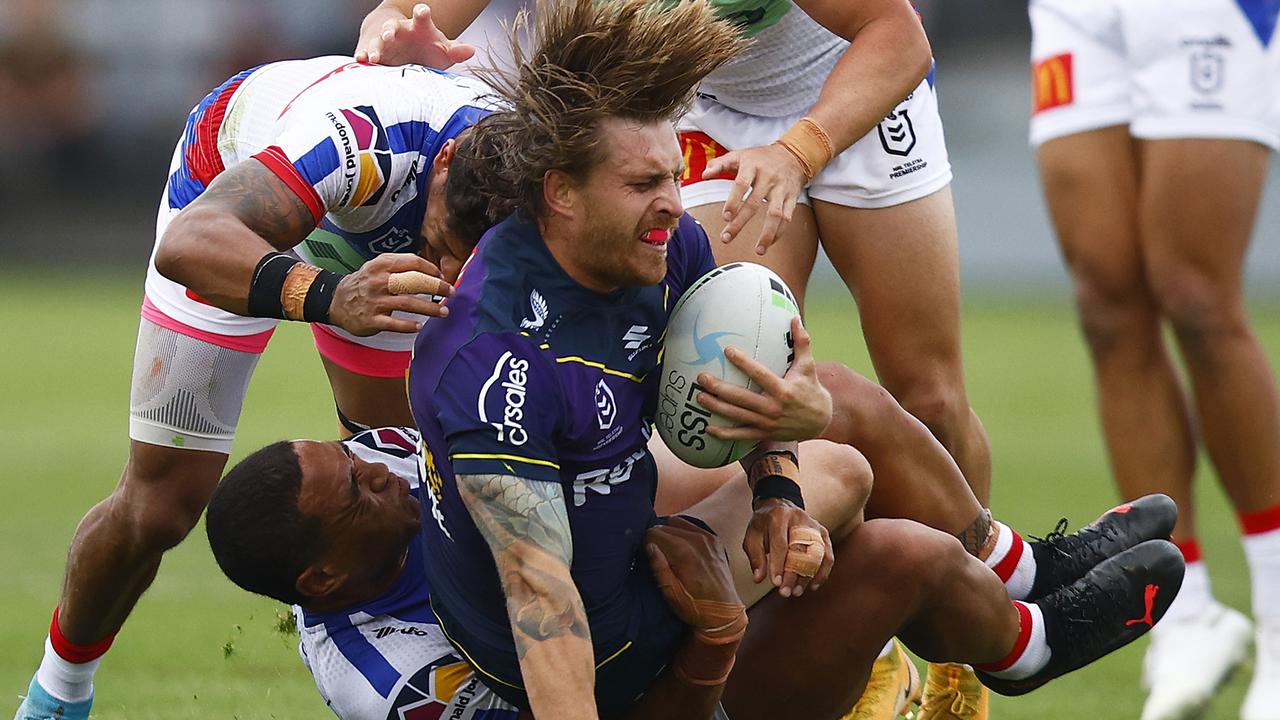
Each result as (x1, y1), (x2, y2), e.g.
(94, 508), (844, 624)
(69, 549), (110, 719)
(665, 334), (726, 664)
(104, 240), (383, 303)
(722, 519), (1018, 720)
(687, 201), (819, 310)
(1037, 126), (1200, 539)
(58, 443), (226, 643)
(1138, 138), (1280, 514)
(817, 361), (987, 545)
(814, 187), (992, 504)
(320, 356), (415, 437)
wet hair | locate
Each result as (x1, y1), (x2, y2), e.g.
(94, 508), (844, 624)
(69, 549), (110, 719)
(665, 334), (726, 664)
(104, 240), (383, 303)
(205, 441), (319, 606)
(458, 0), (745, 221)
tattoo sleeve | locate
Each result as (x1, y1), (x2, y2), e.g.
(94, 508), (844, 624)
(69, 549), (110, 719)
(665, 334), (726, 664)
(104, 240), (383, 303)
(457, 473), (590, 656)
(196, 158), (316, 249)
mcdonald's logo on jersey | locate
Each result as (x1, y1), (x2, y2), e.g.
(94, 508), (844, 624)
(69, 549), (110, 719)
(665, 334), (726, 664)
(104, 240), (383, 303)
(1032, 53), (1074, 114)
(677, 131), (736, 187)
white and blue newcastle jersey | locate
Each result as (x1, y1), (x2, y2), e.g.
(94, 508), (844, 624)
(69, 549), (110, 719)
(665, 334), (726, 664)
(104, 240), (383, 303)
(294, 427), (518, 720)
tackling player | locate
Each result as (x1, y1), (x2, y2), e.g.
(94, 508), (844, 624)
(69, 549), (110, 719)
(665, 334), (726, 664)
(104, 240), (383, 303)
(13, 31), (506, 720)
(358, 1), (996, 714)
(1031, 1), (1280, 718)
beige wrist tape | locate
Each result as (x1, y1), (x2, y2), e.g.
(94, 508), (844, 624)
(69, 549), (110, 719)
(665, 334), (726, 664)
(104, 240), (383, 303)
(748, 452), (800, 487)
(772, 117), (834, 181)
(280, 264), (323, 322)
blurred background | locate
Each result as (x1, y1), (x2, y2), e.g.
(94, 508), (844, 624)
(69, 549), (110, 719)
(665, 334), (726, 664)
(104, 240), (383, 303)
(1, 1), (1278, 718)
(2, 0), (1274, 278)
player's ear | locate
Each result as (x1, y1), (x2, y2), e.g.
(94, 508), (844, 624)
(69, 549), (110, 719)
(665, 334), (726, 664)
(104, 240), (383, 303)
(433, 138), (458, 173)
(543, 169), (576, 219)
(296, 565), (347, 601)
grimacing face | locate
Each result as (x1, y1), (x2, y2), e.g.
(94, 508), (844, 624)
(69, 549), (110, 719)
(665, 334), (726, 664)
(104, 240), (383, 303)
(293, 440), (422, 593)
(570, 117), (686, 292)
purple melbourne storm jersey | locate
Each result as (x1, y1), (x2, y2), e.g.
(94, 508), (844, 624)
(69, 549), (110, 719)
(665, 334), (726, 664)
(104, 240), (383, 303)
(406, 212), (716, 704)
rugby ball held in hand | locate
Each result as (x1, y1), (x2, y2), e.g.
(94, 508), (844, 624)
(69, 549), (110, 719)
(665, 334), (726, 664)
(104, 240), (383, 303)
(657, 262), (800, 468)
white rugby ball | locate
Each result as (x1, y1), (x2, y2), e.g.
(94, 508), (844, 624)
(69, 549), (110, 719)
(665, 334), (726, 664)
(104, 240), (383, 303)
(656, 262), (800, 468)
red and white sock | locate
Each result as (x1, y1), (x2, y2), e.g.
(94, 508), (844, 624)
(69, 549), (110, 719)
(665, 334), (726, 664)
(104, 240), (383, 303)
(1154, 539), (1214, 632)
(985, 521), (1037, 601)
(974, 601), (1051, 680)
(36, 607), (114, 703)
(1241, 504), (1280, 621)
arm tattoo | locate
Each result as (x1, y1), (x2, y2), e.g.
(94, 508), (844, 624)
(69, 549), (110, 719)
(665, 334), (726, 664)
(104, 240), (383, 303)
(956, 508), (993, 557)
(197, 159), (315, 248)
(457, 473), (589, 653)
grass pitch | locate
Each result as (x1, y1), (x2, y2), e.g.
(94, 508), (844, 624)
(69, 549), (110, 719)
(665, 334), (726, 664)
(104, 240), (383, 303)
(1, 268), (1275, 719)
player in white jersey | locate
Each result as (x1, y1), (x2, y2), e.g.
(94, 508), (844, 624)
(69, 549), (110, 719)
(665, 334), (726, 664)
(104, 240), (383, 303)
(357, 1), (991, 716)
(208, 427), (523, 720)
(14, 46), (506, 720)
(1030, 1), (1280, 719)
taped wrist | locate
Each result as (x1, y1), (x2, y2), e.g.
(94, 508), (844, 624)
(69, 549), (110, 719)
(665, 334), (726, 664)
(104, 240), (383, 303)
(281, 263), (341, 324)
(750, 450), (804, 510)
(673, 623), (745, 686)
(246, 252), (298, 319)
(772, 117), (833, 182)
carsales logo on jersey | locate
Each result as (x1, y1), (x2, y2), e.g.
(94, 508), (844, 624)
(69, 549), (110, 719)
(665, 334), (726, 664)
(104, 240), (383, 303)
(478, 351), (530, 446)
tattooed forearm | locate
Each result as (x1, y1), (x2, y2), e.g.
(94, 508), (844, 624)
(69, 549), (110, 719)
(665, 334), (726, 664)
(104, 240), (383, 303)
(198, 159), (315, 247)
(956, 508), (993, 557)
(458, 473), (589, 654)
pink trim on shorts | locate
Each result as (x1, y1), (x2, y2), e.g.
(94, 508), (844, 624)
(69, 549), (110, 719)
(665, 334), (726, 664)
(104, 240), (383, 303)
(311, 323), (410, 378)
(141, 297), (274, 354)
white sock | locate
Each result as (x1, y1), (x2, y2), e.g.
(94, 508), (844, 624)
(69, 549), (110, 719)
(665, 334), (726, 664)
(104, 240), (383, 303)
(1244, 526), (1280, 621)
(877, 639), (894, 660)
(35, 637), (100, 704)
(985, 521), (1037, 601)
(977, 601), (1051, 680)
(1154, 559), (1214, 632)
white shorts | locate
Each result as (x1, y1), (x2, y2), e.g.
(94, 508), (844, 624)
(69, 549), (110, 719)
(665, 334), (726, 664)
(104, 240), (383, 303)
(1029, 0), (1280, 148)
(677, 75), (953, 210)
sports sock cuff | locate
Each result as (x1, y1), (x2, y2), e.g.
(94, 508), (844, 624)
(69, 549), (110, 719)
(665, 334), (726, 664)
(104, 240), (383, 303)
(986, 521), (1036, 600)
(49, 607), (115, 664)
(1240, 504), (1280, 536)
(1175, 539), (1203, 564)
(974, 601), (1050, 679)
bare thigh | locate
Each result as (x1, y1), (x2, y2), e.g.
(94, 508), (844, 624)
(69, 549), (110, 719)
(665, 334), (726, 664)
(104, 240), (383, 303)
(321, 356), (415, 435)
(813, 187), (961, 394)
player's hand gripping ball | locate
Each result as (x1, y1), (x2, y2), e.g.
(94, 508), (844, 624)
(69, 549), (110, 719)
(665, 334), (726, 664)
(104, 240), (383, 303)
(657, 263), (800, 467)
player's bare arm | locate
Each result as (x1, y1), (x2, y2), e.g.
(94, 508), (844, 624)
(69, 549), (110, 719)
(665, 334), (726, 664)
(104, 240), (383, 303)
(158, 159), (452, 336)
(356, 0), (485, 66)
(457, 472), (599, 720)
(708, 0), (931, 252)
(156, 158), (317, 315)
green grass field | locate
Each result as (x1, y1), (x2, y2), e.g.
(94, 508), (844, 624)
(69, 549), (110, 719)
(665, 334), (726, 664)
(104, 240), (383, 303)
(2, 268), (1275, 719)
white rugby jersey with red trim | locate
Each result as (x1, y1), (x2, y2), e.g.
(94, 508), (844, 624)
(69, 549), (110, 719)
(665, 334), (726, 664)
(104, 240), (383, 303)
(165, 56), (495, 273)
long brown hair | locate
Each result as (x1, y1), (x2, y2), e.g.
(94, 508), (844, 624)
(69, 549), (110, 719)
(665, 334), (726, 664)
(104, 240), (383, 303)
(459, 0), (745, 222)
